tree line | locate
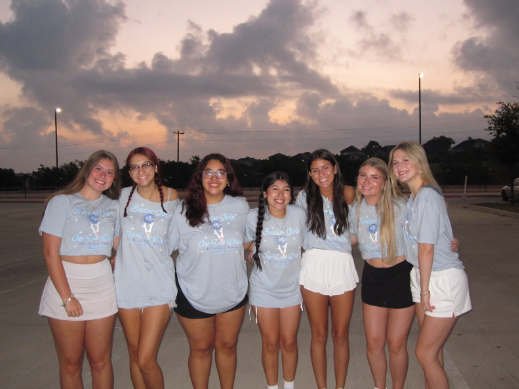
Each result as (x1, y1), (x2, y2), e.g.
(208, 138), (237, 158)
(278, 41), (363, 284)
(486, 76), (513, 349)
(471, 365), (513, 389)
(1, 101), (518, 190)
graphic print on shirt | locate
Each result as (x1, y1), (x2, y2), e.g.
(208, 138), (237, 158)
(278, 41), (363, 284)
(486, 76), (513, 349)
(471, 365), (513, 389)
(143, 213), (155, 237)
(89, 214), (100, 237)
(276, 235), (288, 256)
(261, 223), (301, 268)
(357, 212), (382, 256)
(323, 208), (350, 250)
(125, 203), (172, 250)
(198, 212), (242, 256)
(368, 223), (378, 246)
(211, 220), (225, 242)
(72, 207), (114, 251)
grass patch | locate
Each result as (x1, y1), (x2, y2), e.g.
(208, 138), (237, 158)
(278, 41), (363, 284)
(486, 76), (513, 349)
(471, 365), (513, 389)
(475, 203), (519, 213)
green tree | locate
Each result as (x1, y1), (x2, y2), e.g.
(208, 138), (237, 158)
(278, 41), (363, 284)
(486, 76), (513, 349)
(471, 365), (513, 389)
(0, 168), (19, 187)
(362, 140), (382, 157)
(485, 101), (519, 205)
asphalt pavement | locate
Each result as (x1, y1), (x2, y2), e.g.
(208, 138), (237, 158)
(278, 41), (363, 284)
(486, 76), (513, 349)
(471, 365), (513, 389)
(1, 195), (518, 389)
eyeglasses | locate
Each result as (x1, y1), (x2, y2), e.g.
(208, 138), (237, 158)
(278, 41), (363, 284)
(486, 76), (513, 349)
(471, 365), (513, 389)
(202, 170), (227, 179)
(128, 162), (155, 174)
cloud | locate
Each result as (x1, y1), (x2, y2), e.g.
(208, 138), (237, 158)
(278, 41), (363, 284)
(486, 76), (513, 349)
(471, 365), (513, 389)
(348, 10), (402, 61)
(391, 12), (413, 32)
(452, 0), (519, 97)
(0, 0), (497, 171)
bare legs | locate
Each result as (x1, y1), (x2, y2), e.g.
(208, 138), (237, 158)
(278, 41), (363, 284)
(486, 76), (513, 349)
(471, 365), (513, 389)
(363, 304), (415, 389)
(48, 315), (115, 389)
(176, 306), (245, 389)
(253, 305), (301, 386)
(301, 287), (355, 389)
(118, 305), (171, 389)
(415, 304), (457, 389)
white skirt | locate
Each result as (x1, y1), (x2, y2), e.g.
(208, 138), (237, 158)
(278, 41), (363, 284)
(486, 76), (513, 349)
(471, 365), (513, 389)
(39, 259), (117, 321)
(411, 266), (472, 318)
(300, 249), (359, 296)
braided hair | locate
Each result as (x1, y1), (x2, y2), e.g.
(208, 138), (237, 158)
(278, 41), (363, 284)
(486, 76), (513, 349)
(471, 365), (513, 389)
(123, 147), (167, 217)
(253, 171), (294, 271)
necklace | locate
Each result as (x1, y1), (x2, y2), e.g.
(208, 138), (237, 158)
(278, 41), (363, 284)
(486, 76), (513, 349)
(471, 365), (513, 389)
(207, 196), (224, 214)
(88, 196), (102, 210)
(323, 196), (332, 210)
(269, 210), (287, 235)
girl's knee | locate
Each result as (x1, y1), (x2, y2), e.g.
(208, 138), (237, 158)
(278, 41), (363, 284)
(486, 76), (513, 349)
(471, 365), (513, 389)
(280, 337), (297, 354)
(387, 337), (407, 355)
(61, 359), (82, 375)
(331, 328), (349, 345)
(87, 355), (111, 374)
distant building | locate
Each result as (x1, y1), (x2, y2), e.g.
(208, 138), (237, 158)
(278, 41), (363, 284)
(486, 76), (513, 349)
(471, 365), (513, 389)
(235, 156), (258, 166)
(452, 138), (489, 154)
(340, 146), (364, 160)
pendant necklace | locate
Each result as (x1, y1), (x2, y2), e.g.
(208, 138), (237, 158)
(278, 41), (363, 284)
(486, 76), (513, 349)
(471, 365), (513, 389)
(89, 196), (102, 210)
(323, 196), (332, 210)
(207, 196), (224, 214)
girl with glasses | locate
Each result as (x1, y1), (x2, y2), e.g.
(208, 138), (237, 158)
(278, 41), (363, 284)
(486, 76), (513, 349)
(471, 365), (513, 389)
(389, 142), (471, 389)
(113, 147), (179, 389)
(295, 149), (356, 389)
(244, 171), (307, 389)
(38, 150), (121, 388)
(169, 153), (249, 389)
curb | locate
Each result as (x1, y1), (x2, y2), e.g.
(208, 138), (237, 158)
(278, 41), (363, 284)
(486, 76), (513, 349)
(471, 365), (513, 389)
(468, 204), (519, 219)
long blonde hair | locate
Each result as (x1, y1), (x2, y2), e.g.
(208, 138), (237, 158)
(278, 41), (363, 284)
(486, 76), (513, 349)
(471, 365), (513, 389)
(354, 158), (403, 265)
(44, 150), (121, 211)
(388, 141), (441, 195)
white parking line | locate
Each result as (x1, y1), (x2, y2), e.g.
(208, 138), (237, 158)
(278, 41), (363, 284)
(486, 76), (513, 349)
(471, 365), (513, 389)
(445, 349), (471, 388)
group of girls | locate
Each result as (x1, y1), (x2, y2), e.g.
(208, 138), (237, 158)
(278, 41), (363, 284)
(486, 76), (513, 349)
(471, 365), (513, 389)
(38, 141), (471, 389)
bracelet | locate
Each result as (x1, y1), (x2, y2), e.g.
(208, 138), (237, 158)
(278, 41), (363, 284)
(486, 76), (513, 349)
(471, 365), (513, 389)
(61, 294), (74, 309)
(420, 292), (430, 297)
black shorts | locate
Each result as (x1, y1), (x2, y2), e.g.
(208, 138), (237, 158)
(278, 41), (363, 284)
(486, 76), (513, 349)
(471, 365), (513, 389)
(174, 276), (248, 319)
(361, 260), (414, 309)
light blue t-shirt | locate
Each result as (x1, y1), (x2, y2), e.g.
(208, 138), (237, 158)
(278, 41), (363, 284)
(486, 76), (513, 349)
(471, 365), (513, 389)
(39, 193), (119, 256)
(403, 187), (464, 271)
(114, 187), (179, 309)
(168, 195), (249, 314)
(245, 205), (306, 308)
(295, 190), (352, 254)
(349, 198), (406, 260)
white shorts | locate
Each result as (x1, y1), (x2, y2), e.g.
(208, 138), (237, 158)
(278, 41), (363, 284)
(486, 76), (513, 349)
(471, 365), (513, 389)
(411, 266), (472, 318)
(39, 259), (117, 321)
(300, 249), (359, 296)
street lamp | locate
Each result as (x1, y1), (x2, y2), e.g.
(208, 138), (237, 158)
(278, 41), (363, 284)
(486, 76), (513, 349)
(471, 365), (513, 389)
(55, 108), (61, 189)
(418, 73), (423, 145)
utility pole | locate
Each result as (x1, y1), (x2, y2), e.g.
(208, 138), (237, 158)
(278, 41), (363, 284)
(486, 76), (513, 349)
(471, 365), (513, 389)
(175, 130), (185, 188)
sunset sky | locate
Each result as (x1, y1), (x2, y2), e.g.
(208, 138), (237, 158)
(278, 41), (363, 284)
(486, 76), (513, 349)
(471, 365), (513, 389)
(1, 0), (518, 172)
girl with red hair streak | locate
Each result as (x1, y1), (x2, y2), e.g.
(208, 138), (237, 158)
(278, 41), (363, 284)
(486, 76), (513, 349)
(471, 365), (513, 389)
(113, 147), (179, 389)
(169, 153), (249, 389)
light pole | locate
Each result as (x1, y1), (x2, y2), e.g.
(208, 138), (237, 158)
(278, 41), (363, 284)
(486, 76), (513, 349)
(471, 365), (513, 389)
(174, 130), (185, 188)
(418, 73), (423, 145)
(54, 108), (61, 189)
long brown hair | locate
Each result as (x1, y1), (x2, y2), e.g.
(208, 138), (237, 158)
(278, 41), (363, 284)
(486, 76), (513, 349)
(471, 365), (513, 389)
(43, 150), (121, 211)
(303, 149), (349, 238)
(183, 153), (243, 227)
